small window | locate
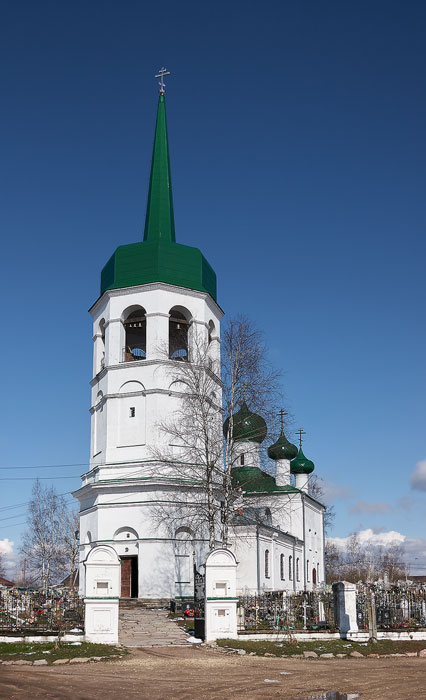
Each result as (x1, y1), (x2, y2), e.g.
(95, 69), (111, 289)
(215, 582), (227, 595)
(96, 581), (108, 590)
(289, 555), (293, 580)
(280, 553), (285, 581)
(217, 609), (226, 617)
(307, 560), (310, 582)
(265, 549), (270, 578)
(296, 558), (300, 582)
(240, 453), (245, 466)
(129, 407), (135, 418)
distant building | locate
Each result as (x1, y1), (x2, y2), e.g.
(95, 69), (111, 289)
(0, 576), (15, 587)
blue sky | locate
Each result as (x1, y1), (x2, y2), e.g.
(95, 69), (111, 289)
(1, 0), (425, 574)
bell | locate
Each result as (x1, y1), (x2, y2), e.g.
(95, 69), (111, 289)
(176, 323), (181, 330)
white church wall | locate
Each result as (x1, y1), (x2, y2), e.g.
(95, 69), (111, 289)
(304, 498), (325, 588)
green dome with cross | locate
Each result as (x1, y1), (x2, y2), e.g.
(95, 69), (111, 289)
(268, 431), (298, 461)
(223, 401), (267, 444)
(99, 72), (217, 302)
(290, 447), (315, 475)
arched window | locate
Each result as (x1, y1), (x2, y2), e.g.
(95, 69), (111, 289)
(296, 558), (300, 582)
(240, 453), (245, 466)
(122, 307), (146, 362)
(265, 549), (270, 578)
(169, 307), (190, 360)
(289, 555), (293, 580)
(280, 553), (285, 581)
(306, 560), (310, 582)
(312, 567), (317, 585)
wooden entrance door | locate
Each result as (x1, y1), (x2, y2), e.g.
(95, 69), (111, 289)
(121, 556), (138, 598)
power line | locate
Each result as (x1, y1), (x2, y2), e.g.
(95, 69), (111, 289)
(0, 463), (89, 471)
(0, 475), (81, 481)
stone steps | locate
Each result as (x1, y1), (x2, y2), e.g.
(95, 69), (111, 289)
(118, 606), (190, 647)
(119, 598), (170, 610)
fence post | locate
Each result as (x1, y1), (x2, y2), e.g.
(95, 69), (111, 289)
(332, 581), (359, 637)
(204, 549), (238, 642)
(367, 590), (377, 642)
(84, 545), (121, 644)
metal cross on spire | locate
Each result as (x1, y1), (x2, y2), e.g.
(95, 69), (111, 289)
(278, 409), (288, 431)
(296, 428), (306, 448)
(155, 67), (171, 95)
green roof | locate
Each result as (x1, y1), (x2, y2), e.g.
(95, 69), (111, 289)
(223, 401), (267, 444)
(232, 466), (300, 495)
(267, 430), (298, 461)
(99, 94), (217, 301)
(290, 447), (315, 475)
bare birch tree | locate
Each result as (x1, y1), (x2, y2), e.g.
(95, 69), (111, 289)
(151, 315), (288, 550)
(20, 480), (78, 588)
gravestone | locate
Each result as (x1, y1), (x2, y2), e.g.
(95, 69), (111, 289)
(84, 545), (120, 644)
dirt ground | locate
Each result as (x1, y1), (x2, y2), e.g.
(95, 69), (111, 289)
(1, 646), (425, 700)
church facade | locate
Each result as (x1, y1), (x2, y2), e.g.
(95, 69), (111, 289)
(73, 81), (325, 601)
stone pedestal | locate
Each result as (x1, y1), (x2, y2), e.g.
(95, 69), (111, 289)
(204, 549), (238, 642)
(84, 545), (121, 644)
(333, 581), (359, 636)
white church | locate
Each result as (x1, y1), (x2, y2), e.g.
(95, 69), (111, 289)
(74, 75), (325, 602)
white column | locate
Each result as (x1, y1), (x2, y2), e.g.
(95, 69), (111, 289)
(275, 459), (291, 486)
(146, 312), (169, 359)
(106, 318), (122, 366)
(295, 473), (309, 492)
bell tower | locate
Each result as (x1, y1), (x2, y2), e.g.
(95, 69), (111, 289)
(74, 73), (223, 599)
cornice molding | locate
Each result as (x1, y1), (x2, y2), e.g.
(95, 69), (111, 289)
(89, 281), (224, 319)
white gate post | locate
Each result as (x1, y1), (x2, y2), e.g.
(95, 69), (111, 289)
(333, 581), (359, 636)
(204, 549), (238, 642)
(84, 545), (121, 644)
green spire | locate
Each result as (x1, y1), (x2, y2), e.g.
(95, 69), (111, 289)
(143, 94), (176, 243)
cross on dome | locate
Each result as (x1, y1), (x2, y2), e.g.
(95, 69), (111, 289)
(278, 408), (288, 431)
(296, 428), (306, 448)
(155, 67), (171, 95)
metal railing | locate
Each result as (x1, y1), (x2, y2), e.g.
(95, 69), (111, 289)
(121, 347), (146, 362)
(356, 583), (426, 631)
(238, 589), (336, 632)
(0, 587), (84, 634)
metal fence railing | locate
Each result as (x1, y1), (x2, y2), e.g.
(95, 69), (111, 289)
(0, 587), (84, 634)
(238, 589), (336, 632)
(356, 583), (426, 632)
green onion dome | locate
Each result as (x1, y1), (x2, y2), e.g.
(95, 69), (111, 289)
(290, 447), (315, 474)
(267, 431), (298, 461)
(223, 401), (267, 444)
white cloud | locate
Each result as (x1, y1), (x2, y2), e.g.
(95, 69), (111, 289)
(329, 528), (405, 550)
(328, 528), (426, 573)
(349, 500), (394, 515)
(0, 538), (14, 556)
(411, 459), (426, 492)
